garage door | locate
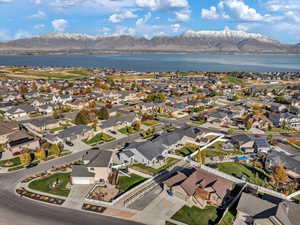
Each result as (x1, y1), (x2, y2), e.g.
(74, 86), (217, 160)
(72, 177), (92, 185)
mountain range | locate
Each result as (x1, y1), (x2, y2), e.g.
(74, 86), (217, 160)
(0, 29), (299, 55)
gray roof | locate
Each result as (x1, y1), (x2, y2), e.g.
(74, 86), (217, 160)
(6, 104), (35, 114)
(86, 150), (113, 168)
(24, 117), (58, 128)
(254, 138), (270, 149)
(237, 192), (300, 225)
(100, 112), (136, 129)
(231, 134), (253, 146)
(267, 150), (300, 174)
(57, 125), (91, 139)
(71, 165), (94, 177)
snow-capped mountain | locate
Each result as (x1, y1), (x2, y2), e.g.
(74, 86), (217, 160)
(0, 29), (298, 54)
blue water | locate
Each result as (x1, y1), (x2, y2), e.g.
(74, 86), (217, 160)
(0, 54), (299, 72)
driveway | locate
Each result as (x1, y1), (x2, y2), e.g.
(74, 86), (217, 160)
(63, 139), (91, 153)
(132, 191), (185, 225)
(63, 184), (94, 210)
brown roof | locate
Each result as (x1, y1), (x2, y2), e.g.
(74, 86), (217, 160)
(180, 168), (233, 197)
(0, 121), (19, 136)
(7, 130), (31, 142)
(164, 172), (187, 187)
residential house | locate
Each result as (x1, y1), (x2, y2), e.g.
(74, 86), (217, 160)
(100, 112), (138, 132)
(0, 120), (20, 144)
(22, 117), (60, 133)
(235, 192), (300, 225)
(163, 168), (233, 208)
(71, 149), (113, 185)
(5, 104), (36, 120)
(7, 130), (40, 153)
(52, 95), (72, 104)
(231, 134), (255, 153)
(57, 125), (93, 142)
(265, 150), (300, 181)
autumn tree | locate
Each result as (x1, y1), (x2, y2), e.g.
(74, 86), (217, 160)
(98, 107), (109, 120)
(32, 82), (37, 91)
(20, 152), (31, 165)
(50, 144), (62, 156)
(132, 120), (141, 131)
(35, 148), (46, 160)
(272, 164), (288, 186)
(75, 109), (90, 125)
(196, 150), (205, 164)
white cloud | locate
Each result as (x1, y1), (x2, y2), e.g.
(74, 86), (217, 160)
(135, 0), (189, 11)
(99, 26), (111, 35)
(0, 29), (11, 41)
(34, 24), (45, 29)
(31, 0), (41, 4)
(51, 19), (68, 32)
(285, 11), (300, 22)
(109, 9), (137, 23)
(201, 6), (220, 20)
(29, 10), (46, 19)
(173, 9), (191, 22)
(14, 31), (32, 40)
(0, 0), (14, 3)
(171, 23), (180, 32)
(113, 26), (136, 36)
(264, 0), (300, 12)
(136, 12), (151, 26)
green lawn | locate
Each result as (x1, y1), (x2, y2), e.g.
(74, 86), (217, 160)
(171, 205), (218, 225)
(224, 76), (244, 85)
(49, 126), (65, 133)
(0, 157), (21, 167)
(28, 173), (71, 197)
(84, 132), (115, 145)
(118, 127), (138, 135)
(191, 120), (206, 126)
(131, 158), (179, 175)
(292, 194), (300, 201)
(219, 210), (236, 225)
(142, 120), (160, 127)
(117, 174), (147, 192)
(175, 145), (198, 156)
(217, 162), (271, 187)
(202, 142), (242, 158)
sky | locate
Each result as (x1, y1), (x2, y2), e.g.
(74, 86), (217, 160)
(0, 0), (300, 43)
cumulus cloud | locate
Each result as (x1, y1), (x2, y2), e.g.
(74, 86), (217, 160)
(264, 0), (300, 12)
(29, 10), (46, 19)
(34, 24), (45, 29)
(109, 9), (137, 23)
(135, 0), (189, 12)
(201, 6), (220, 20)
(171, 23), (180, 32)
(136, 12), (151, 26)
(51, 19), (68, 32)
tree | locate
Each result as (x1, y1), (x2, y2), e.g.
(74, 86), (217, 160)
(98, 107), (109, 120)
(196, 150), (205, 164)
(32, 82), (37, 91)
(272, 164), (288, 186)
(50, 144), (62, 156)
(35, 149), (46, 160)
(146, 93), (166, 102)
(75, 109), (90, 125)
(20, 152), (31, 165)
(133, 120), (141, 131)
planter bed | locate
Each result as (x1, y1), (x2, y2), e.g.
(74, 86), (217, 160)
(82, 204), (106, 213)
(16, 188), (65, 205)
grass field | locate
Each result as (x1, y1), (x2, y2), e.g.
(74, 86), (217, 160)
(131, 158), (179, 175)
(175, 145), (198, 156)
(28, 173), (71, 197)
(171, 205), (218, 225)
(0, 157), (21, 168)
(84, 132), (115, 145)
(224, 76), (244, 85)
(117, 174), (147, 192)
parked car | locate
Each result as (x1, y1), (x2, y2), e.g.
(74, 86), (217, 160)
(109, 130), (117, 135)
(26, 162), (39, 168)
(65, 140), (74, 146)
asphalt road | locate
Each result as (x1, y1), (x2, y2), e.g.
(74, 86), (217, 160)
(0, 143), (143, 225)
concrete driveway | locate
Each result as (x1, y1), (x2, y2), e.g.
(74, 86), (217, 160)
(63, 139), (91, 153)
(63, 184), (94, 210)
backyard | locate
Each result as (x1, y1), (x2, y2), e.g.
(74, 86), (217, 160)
(117, 174), (147, 192)
(175, 145), (199, 157)
(202, 142), (242, 158)
(28, 172), (71, 197)
(130, 158), (179, 175)
(118, 127), (139, 135)
(142, 120), (160, 127)
(217, 162), (273, 188)
(171, 205), (218, 225)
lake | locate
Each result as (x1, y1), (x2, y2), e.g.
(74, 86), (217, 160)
(0, 54), (299, 72)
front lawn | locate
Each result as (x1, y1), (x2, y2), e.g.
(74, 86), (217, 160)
(202, 142), (242, 158)
(130, 158), (179, 175)
(217, 162), (272, 188)
(0, 157), (21, 167)
(191, 120), (206, 126)
(142, 120), (160, 127)
(219, 210), (235, 225)
(292, 194), (300, 201)
(175, 145), (199, 156)
(28, 173), (71, 197)
(83, 132), (115, 145)
(171, 205), (218, 225)
(117, 174), (147, 192)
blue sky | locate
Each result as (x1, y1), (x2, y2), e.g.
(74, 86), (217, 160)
(0, 0), (300, 43)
